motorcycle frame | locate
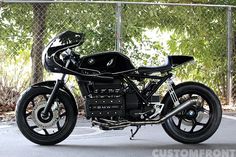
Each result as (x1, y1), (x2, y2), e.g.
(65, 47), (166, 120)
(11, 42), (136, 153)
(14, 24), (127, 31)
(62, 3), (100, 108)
(42, 67), (174, 117)
(121, 73), (173, 105)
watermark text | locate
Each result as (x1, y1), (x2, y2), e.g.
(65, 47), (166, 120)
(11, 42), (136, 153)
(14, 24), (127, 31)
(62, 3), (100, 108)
(152, 149), (236, 157)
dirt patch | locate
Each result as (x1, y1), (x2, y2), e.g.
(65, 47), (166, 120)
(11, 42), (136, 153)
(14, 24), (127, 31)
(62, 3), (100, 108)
(0, 111), (15, 122)
(0, 85), (20, 113)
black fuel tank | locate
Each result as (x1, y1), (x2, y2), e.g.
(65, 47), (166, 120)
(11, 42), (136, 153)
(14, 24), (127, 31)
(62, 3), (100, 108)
(79, 52), (135, 73)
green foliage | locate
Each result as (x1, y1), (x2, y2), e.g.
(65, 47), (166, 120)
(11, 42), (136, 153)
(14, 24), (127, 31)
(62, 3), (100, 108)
(45, 3), (116, 54)
(0, 1), (232, 98)
(121, 4), (228, 96)
(0, 4), (33, 56)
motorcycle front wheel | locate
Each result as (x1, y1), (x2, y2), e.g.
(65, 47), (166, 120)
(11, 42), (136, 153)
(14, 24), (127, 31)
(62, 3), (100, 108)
(16, 86), (77, 145)
(161, 82), (222, 144)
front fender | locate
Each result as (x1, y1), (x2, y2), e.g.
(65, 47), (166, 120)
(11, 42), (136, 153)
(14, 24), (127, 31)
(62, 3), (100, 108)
(32, 81), (78, 109)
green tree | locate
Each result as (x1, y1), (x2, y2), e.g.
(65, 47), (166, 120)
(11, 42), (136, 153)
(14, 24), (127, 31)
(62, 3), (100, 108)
(120, 3), (228, 98)
(31, 3), (48, 84)
(0, 1), (233, 101)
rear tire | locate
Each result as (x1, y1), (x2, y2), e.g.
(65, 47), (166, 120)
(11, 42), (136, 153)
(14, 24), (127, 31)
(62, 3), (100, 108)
(161, 82), (222, 144)
(16, 86), (78, 145)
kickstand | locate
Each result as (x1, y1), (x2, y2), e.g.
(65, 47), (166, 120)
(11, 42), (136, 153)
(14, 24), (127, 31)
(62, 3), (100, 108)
(130, 125), (141, 140)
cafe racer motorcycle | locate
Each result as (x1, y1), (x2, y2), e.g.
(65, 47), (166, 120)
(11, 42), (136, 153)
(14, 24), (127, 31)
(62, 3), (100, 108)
(16, 31), (222, 145)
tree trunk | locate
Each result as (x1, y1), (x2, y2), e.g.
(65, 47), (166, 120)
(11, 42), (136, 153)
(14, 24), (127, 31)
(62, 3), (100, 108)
(222, 73), (227, 100)
(31, 3), (48, 84)
(232, 31), (236, 103)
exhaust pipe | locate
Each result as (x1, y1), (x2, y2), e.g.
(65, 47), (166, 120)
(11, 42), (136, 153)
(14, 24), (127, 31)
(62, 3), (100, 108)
(157, 99), (198, 123)
(130, 99), (198, 125)
(92, 99), (198, 129)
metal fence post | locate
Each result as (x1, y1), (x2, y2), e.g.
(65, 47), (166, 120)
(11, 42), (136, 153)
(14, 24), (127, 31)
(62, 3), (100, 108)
(227, 7), (233, 106)
(115, 3), (122, 52)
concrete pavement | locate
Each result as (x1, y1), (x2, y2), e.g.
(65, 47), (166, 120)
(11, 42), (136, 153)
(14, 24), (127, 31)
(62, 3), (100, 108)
(0, 116), (236, 157)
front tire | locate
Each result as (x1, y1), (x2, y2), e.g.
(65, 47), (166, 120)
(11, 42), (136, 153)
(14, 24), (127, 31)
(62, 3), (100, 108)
(161, 82), (222, 144)
(16, 86), (78, 145)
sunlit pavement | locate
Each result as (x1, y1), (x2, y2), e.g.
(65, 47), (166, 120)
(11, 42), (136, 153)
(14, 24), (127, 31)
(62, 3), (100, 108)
(0, 116), (236, 157)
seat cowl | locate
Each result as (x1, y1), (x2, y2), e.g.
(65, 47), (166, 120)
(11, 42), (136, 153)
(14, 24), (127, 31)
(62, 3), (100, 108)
(138, 55), (194, 74)
(169, 55), (194, 67)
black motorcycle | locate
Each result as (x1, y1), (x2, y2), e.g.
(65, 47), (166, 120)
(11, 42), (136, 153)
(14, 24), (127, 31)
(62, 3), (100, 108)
(16, 31), (222, 145)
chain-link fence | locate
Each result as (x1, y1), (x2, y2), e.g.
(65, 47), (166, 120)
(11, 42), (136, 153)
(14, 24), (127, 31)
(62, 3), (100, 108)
(0, 1), (235, 113)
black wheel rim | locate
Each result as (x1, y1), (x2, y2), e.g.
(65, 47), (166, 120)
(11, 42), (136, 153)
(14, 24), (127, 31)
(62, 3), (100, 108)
(24, 94), (67, 136)
(169, 93), (213, 134)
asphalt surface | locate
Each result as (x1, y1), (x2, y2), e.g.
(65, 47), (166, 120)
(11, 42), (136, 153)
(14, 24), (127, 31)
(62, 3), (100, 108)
(0, 116), (236, 157)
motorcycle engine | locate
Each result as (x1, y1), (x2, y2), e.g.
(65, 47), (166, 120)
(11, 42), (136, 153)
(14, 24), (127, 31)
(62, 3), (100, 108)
(84, 80), (161, 121)
(85, 80), (125, 119)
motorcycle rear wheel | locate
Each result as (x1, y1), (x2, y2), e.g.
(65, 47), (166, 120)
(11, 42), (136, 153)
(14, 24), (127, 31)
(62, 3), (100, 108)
(161, 82), (222, 144)
(16, 86), (77, 145)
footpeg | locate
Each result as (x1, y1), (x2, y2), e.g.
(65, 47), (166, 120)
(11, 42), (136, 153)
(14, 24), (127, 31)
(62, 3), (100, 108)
(149, 103), (164, 119)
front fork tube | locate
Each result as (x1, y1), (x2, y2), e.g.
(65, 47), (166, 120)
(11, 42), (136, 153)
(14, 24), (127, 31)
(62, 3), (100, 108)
(42, 74), (66, 118)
